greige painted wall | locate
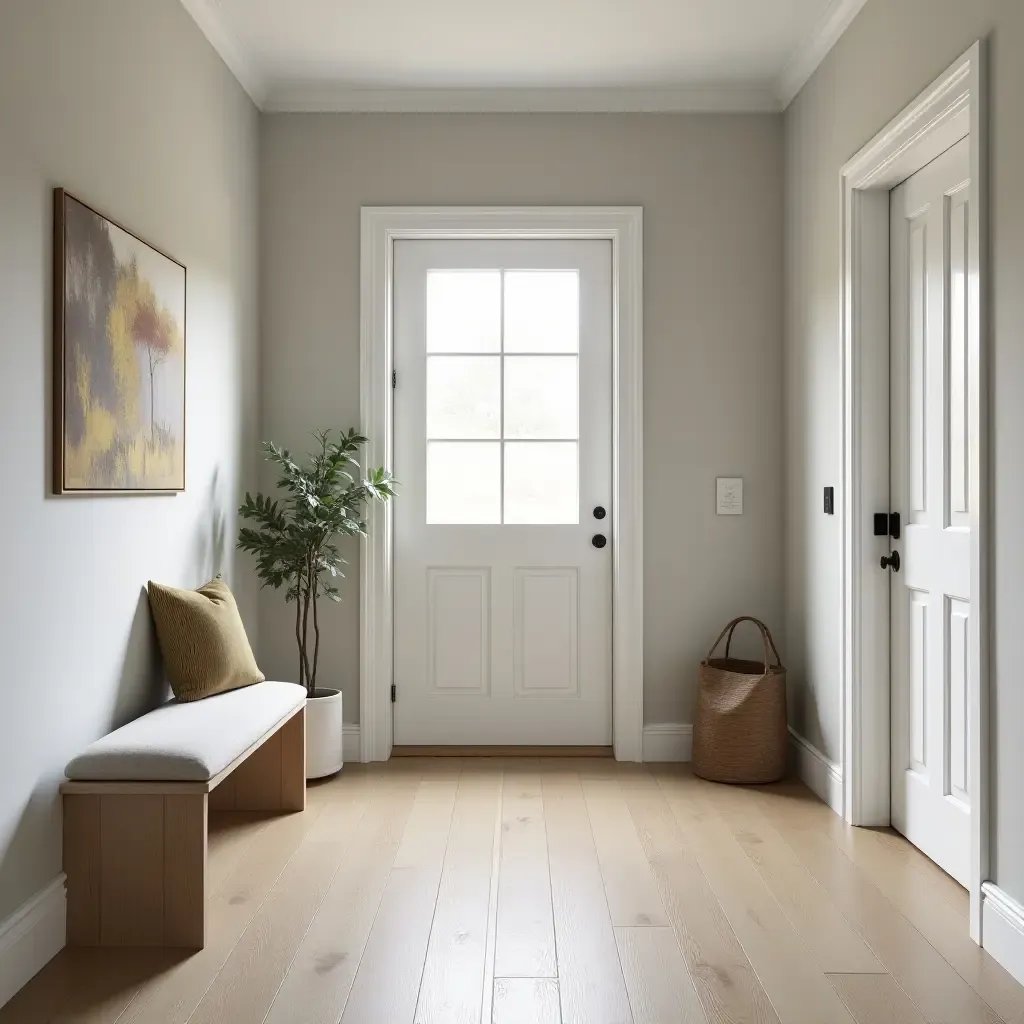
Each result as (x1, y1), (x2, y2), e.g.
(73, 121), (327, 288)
(0, 0), (259, 920)
(784, 0), (1024, 898)
(260, 113), (784, 728)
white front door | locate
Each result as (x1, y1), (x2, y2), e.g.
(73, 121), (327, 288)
(393, 239), (612, 746)
(889, 137), (972, 885)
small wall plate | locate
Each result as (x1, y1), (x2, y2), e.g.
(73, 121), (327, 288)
(716, 477), (743, 515)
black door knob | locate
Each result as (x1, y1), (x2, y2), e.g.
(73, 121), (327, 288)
(593, 506), (607, 520)
(592, 534), (607, 549)
(880, 551), (901, 572)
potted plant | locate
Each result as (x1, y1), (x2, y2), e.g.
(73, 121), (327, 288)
(237, 429), (395, 778)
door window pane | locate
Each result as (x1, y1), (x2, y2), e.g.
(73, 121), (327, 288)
(423, 267), (586, 525)
(504, 271), (579, 353)
(427, 271), (501, 352)
(427, 356), (500, 439)
(504, 442), (579, 524)
(427, 442), (501, 524)
(504, 356), (578, 440)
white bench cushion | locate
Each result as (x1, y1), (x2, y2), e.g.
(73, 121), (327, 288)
(65, 681), (306, 783)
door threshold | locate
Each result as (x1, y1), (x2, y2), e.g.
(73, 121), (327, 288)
(390, 745), (614, 758)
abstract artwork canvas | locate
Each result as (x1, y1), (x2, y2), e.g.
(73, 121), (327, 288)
(53, 189), (186, 494)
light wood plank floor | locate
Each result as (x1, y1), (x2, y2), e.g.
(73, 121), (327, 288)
(5, 760), (1023, 1024)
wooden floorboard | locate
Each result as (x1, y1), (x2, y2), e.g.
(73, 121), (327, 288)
(339, 778), (458, 1023)
(657, 770), (857, 1024)
(492, 978), (561, 1024)
(615, 925), (707, 1024)
(186, 772), (376, 1024)
(701, 777), (883, 975)
(263, 769), (422, 1024)
(542, 769), (633, 1024)
(493, 772), (557, 979)
(582, 777), (669, 928)
(4, 759), (1023, 1024)
(828, 973), (929, 1024)
(414, 769), (502, 1024)
(620, 770), (781, 1024)
(752, 784), (1008, 1024)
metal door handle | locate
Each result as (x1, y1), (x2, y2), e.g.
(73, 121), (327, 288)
(880, 551), (901, 572)
(592, 534), (607, 549)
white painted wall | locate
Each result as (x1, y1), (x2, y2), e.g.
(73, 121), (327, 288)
(0, 0), (259, 921)
(259, 112), (785, 729)
(784, 0), (1024, 900)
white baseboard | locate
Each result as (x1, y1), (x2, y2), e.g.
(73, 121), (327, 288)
(0, 875), (66, 1010)
(982, 883), (1024, 986)
(788, 727), (843, 814)
(343, 723), (360, 763)
(642, 723), (693, 762)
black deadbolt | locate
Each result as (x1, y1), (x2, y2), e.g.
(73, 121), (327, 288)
(592, 534), (607, 549)
(873, 511), (901, 539)
(593, 506), (607, 520)
(880, 551), (901, 572)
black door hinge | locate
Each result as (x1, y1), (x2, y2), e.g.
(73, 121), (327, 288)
(392, 370), (397, 389)
(391, 684), (396, 703)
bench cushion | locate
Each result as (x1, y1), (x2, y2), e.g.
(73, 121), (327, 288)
(65, 681), (306, 783)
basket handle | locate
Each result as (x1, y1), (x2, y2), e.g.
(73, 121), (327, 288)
(706, 617), (782, 672)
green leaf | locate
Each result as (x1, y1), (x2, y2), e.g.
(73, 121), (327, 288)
(237, 428), (396, 669)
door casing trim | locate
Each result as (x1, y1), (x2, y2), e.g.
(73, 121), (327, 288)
(359, 206), (644, 764)
(839, 42), (987, 940)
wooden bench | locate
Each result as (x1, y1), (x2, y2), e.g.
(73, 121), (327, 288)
(61, 681), (306, 949)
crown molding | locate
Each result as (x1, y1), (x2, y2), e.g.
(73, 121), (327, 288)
(776, 0), (869, 108)
(179, 0), (868, 116)
(179, 0), (267, 107)
(261, 84), (781, 114)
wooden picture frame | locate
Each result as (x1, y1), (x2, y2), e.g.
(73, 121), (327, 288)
(53, 188), (186, 495)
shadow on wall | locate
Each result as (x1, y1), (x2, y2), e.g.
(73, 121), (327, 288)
(193, 468), (227, 585)
(110, 587), (167, 728)
(787, 668), (827, 753)
(0, 477), (230, 916)
(0, 780), (60, 921)
(0, 586), (164, 914)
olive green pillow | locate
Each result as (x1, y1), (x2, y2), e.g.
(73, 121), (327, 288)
(147, 576), (264, 702)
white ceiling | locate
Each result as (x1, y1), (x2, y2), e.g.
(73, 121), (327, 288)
(181, 0), (868, 112)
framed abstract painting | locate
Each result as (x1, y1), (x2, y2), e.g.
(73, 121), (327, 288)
(53, 189), (186, 494)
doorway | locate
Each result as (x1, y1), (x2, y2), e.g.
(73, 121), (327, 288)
(392, 239), (613, 745)
(840, 43), (987, 938)
(358, 207), (644, 762)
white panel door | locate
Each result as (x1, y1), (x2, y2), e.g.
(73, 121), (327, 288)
(393, 239), (612, 745)
(889, 138), (971, 885)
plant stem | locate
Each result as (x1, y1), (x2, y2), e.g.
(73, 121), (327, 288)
(300, 572), (312, 696)
(311, 569), (321, 690)
(294, 590), (305, 690)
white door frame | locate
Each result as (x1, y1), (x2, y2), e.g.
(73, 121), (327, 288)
(839, 42), (988, 939)
(359, 206), (644, 764)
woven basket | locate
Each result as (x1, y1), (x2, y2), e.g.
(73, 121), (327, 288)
(692, 617), (787, 784)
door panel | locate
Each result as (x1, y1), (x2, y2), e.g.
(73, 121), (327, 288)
(889, 138), (971, 884)
(946, 596), (970, 804)
(393, 239), (612, 746)
(513, 567), (579, 697)
(427, 568), (491, 694)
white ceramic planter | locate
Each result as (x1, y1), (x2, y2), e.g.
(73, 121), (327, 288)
(305, 687), (344, 779)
